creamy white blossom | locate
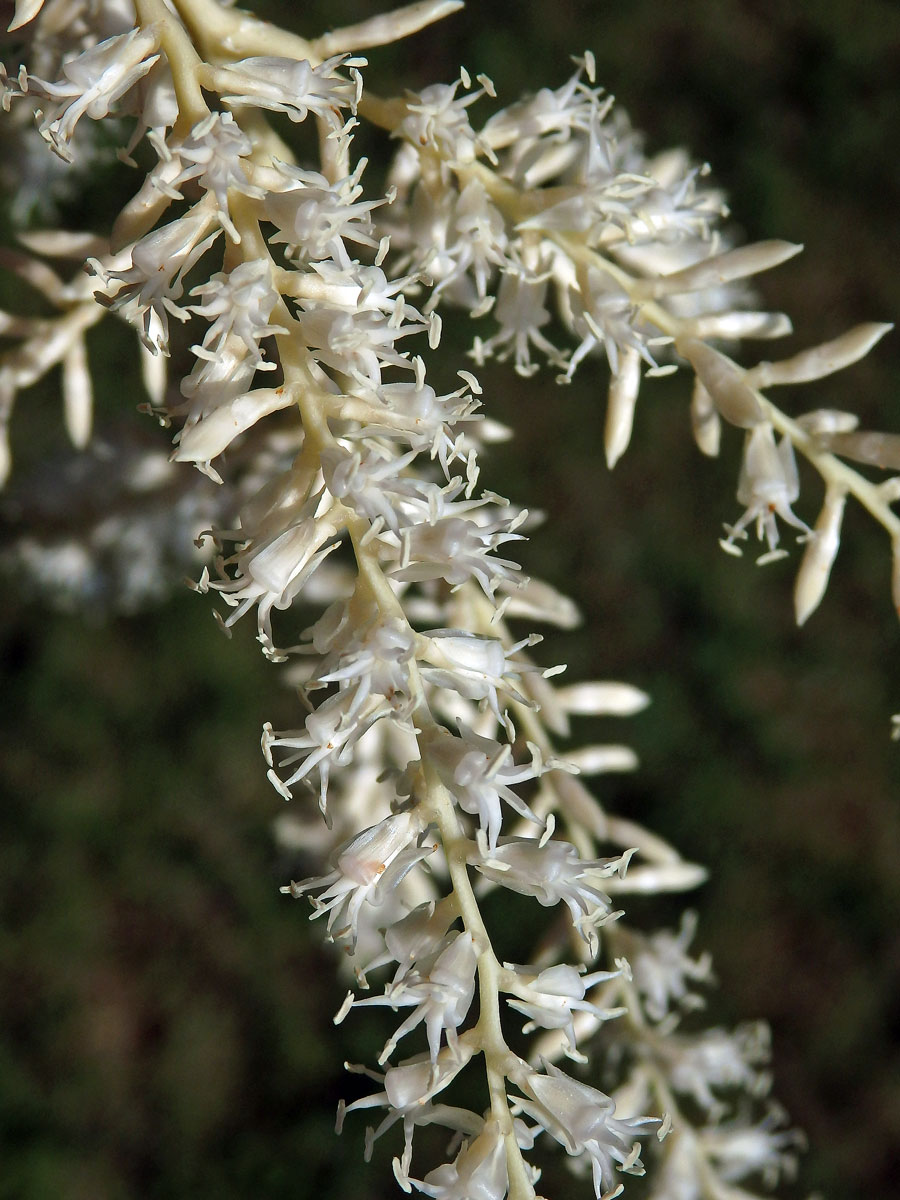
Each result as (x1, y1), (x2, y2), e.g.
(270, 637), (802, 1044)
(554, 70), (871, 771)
(514, 1063), (661, 1198)
(721, 423), (811, 561)
(6, 27), (159, 159)
(281, 809), (434, 948)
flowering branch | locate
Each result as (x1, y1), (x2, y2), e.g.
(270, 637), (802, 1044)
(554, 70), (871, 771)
(1, 2), (892, 1197)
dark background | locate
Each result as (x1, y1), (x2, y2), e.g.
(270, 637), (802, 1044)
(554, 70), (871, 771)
(2, 1), (899, 1197)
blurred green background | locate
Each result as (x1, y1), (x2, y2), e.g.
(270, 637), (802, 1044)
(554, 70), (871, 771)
(2, 1), (900, 1197)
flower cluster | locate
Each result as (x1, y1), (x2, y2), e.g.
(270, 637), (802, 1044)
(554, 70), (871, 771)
(1, 1), (893, 1198)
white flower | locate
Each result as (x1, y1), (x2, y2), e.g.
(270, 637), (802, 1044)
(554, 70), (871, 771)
(341, 363), (480, 474)
(170, 112), (264, 242)
(263, 687), (391, 811)
(482, 56), (603, 156)
(14, 27), (160, 160)
(394, 510), (524, 600)
(172, 386), (296, 466)
(352, 930), (478, 1064)
(266, 160), (380, 265)
(428, 725), (544, 850)
(562, 266), (656, 379)
(310, 613), (418, 719)
(418, 628), (539, 730)
(473, 256), (565, 377)
(280, 809), (433, 948)
(296, 294), (425, 386)
(338, 1039), (480, 1172)
(513, 1062), (660, 1198)
(209, 488), (341, 653)
(700, 1109), (802, 1187)
(190, 259), (286, 372)
(406, 1119), (509, 1200)
(210, 54), (363, 129)
(398, 73), (493, 167)
(661, 1024), (771, 1117)
(505, 962), (624, 1060)
(473, 838), (629, 952)
(357, 899), (457, 989)
(320, 442), (432, 533)
(721, 422), (811, 560)
(90, 208), (220, 353)
(178, 333), (259, 420)
(427, 179), (507, 313)
(627, 911), (713, 1022)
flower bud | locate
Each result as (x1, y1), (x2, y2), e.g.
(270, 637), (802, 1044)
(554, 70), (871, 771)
(794, 486), (846, 626)
(605, 346), (641, 469)
(636, 240), (801, 298)
(690, 377), (720, 457)
(678, 338), (765, 429)
(749, 323), (893, 387)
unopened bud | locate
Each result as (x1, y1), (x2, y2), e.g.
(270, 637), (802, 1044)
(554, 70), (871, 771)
(605, 346), (641, 469)
(749, 323), (893, 388)
(62, 337), (92, 449)
(636, 241), (801, 298)
(794, 486), (846, 626)
(678, 338), (765, 429)
(690, 377), (721, 457)
(685, 310), (792, 340)
(817, 430), (900, 471)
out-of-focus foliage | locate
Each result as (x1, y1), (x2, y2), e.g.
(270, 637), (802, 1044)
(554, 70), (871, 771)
(1, 1), (899, 1197)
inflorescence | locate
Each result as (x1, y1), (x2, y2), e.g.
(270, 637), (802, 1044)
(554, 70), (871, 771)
(1, 2), (893, 1196)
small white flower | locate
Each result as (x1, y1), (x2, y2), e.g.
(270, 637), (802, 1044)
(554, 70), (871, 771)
(627, 911), (713, 1022)
(700, 1109), (802, 1187)
(506, 962), (624, 1060)
(210, 488), (341, 653)
(281, 809), (433, 948)
(320, 442), (431, 533)
(311, 613), (418, 719)
(473, 256), (565, 377)
(178, 334), (259, 419)
(661, 1023), (771, 1117)
(406, 1119), (509, 1200)
(563, 267), (656, 380)
(419, 627), (539, 730)
(170, 112), (264, 242)
(513, 1062), (660, 1199)
(721, 422), (811, 560)
(172, 386), (296, 466)
(342, 363), (480, 475)
(263, 687), (389, 812)
(338, 1040), (479, 1172)
(266, 159), (380, 265)
(14, 28), (160, 160)
(428, 724), (544, 850)
(357, 899), (457, 989)
(427, 179), (507, 313)
(473, 838), (629, 952)
(398, 73), (493, 167)
(90, 207), (220, 353)
(483, 56), (603, 155)
(297, 296), (425, 386)
(211, 54), (363, 129)
(190, 259), (286, 372)
(394, 510), (524, 600)
(353, 930), (478, 1064)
